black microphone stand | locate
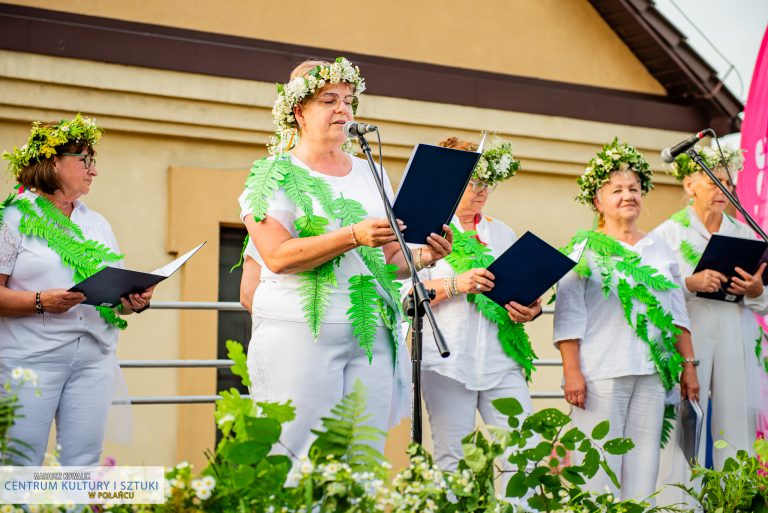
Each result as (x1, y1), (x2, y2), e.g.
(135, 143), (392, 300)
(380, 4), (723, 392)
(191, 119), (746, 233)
(355, 132), (450, 444)
(687, 148), (768, 242)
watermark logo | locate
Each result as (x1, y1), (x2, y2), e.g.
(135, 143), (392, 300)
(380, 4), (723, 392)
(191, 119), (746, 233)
(0, 466), (165, 504)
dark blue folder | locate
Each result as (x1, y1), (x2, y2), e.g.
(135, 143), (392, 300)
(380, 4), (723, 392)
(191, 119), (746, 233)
(484, 231), (576, 308)
(693, 234), (768, 302)
(392, 144), (480, 244)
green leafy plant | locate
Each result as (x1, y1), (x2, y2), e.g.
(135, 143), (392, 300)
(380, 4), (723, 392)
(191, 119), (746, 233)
(0, 367), (38, 465)
(673, 438), (768, 512)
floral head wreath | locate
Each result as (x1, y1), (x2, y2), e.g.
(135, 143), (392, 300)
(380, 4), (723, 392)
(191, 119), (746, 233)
(269, 57), (366, 155)
(474, 139), (521, 185)
(670, 144), (745, 181)
(2, 113), (102, 179)
(576, 137), (654, 210)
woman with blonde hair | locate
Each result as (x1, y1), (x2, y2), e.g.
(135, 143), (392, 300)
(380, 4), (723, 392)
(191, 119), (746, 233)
(238, 58), (453, 458)
(553, 139), (699, 502)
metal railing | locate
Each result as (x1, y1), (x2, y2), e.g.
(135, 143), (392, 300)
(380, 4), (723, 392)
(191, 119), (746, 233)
(120, 301), (564, 404)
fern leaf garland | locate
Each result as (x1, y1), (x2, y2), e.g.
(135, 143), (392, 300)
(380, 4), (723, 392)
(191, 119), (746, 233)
(6, 195), (126, 330)
(446, 224), (538, 376)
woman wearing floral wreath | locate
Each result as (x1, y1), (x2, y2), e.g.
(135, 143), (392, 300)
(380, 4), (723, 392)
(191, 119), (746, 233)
(653, 145), (765, 481)
(0, 114), (154, 465)
(238, 58), (453, 458)
(553, 139), (699, 501)
(406, 137), (541, 479)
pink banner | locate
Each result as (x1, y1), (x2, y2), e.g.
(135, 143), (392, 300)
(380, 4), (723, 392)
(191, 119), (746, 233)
(739, 27), (768, 225)
(738, 26), (768, 439)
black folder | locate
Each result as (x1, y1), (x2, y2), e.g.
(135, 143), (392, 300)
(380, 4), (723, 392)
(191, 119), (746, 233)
(392, 144), (481, 244)
(679, 398), (703, 465)
(483, 231), (577, 308)
(693, 234), (768, 302)
(69, 242), (205, 307)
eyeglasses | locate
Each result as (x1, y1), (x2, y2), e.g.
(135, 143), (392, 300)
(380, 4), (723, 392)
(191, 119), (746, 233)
(309, 93), (359, 113)
(469, 180), (497, 193)
(61, 153), (96, 169)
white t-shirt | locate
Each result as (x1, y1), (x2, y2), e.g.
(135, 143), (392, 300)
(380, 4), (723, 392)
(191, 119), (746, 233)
(553, 232), (690, 382)
(404, 215), (522, 391)
(0, 191), (123, 357)
(239, 154), (394, 324)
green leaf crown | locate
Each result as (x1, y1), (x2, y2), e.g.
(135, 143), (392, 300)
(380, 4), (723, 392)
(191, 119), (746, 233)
(670, 143), (745, 181)
(575, 138), (653, 210)
(474, 139), (521, 185)
(270, 57), (365, 155)
(2, 114), (102, 179)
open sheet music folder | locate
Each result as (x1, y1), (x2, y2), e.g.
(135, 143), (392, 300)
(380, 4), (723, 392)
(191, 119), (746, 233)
(69, 241), (206, 307)
(392, 144), (481, 244)
(483, 231), (577, 308)
(693, 234), (768, 302)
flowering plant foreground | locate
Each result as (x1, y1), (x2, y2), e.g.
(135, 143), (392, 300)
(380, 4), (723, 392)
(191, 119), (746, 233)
(2, 342), (767, 512)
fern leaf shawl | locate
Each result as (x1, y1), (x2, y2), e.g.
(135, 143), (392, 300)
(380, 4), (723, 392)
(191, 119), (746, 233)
(554, 230), (689, 391)
(0, 191), (127, 337)
(240, 156), (404, 358)
(405, 216), (538, 385)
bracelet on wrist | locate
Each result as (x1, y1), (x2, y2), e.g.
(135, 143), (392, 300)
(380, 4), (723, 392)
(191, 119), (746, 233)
(444, 277), (453, 298)
(683, 357), (699, 367)
(450, 276), (459, 297)
(349, 224), (359, 247)
(35, 291), (44, 315)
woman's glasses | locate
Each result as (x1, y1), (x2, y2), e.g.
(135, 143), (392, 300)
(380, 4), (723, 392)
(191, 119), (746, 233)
(61, 153), (96, 169)
(469, 180), (497, 193)
(309, 93), (359, 113)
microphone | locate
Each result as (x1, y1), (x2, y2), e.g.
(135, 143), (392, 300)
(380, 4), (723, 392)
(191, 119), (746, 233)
(661, 129), (713, 163)
(343, 121), (377, 138)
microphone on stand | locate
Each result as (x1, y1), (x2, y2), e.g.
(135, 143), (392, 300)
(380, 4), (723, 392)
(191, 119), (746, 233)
(660, 129), (713, 163)
(343, 121), (378, 138)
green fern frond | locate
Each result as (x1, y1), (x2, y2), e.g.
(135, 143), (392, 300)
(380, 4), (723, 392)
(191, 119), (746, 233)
(309, 379), (387, 476)
(615, 259), (677, 291)
(97, 306), (127, 330)
(230, 235), (250, 272)
(245, 157), (290, 222)
(347, 275), (380, 364)
(294, 214), (329, 238)
(280, 163), (316, 217)
(680, 239), (702, 268)
(310, 175), (338, 216)
(298, 265), (334, 340)
(756, 327), (765, 360)
(0, 192), (15, 226)
(670, 208), (691, 228)
(660, 404), (677, 448)
(331, 195), (367, 227)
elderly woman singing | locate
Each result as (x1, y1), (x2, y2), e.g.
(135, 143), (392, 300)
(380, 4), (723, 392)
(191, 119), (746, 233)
(238, 58), (453, 458)
(553, 139), (699, 502)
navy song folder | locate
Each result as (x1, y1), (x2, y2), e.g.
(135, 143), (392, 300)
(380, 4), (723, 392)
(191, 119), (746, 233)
(483, 231), (577, 308)
(693, 234), (768, 302)
(69, 241), (206, 307)
(392, 144), (481, 244)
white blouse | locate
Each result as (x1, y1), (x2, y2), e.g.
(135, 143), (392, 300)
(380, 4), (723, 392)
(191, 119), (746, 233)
(653, 207), (768, 313)
(239, 154), (395, 324)
(406, 215), (522, 391)
(0, 191), (123, 358)
(553, 232), (690, 382)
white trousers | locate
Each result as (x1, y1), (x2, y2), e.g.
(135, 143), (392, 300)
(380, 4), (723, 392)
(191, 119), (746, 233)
(570, 374), (665, 502)
(687, 301), (756, 467)
(422, 369), (533, 473)
(247, 317), (394, 459)
(0, 335), (115, 466)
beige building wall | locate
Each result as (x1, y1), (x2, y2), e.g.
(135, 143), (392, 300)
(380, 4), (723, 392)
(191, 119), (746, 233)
(6, 0), (665, 94)
(0, 46), (688, 470)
